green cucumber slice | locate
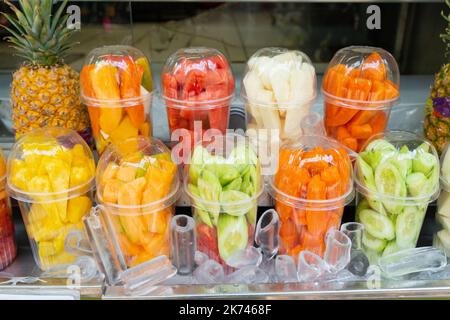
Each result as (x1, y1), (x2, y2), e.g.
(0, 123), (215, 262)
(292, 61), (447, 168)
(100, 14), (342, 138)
(217, 213), (248, 262)
(395, 206), (426, 249)
(375, 162), (405, 215)
(362, 231), (387, 252)
(382, 241), (401, 257)
(359, 209), (395, 240)
(188, 184), (213, 228)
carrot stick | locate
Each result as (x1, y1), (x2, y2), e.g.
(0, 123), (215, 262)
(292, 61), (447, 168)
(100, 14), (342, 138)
(336, 125), (351, 142)
(120, 57), (146, 128)
(81, 65), (100, 136)
(348, 123), (373, 139)
(342, 137), (358, 151)
(361, 52), (387, 81)
(369, 111), (388, 134)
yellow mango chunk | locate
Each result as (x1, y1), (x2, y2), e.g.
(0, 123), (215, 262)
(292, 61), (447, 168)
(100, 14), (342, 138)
(44, 159), (71, 222)
(117, 165), (137, 182)
(10, 159), (30, 191)
(67, 196), (92, 223)
(102, 179), (122, 203)
(110, 115), (139, 144)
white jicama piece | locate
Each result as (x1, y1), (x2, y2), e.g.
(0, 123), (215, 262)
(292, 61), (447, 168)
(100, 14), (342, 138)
(436, 212), (450, 230)
(270, 67), (290, 104)
(438, 190), (450, 218)
(253, 56), (273, 91)
(243, 71), (265, 127)
(258, 90), (280, 130)
(442, 150), (450, 181)
(284, 62), (315, 137)
(273, 51), (300, 65)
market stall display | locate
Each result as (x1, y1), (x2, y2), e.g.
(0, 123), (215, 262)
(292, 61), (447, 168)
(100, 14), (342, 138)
(80, 45), (153, 154)
(184, 134), (262, 269)
(267, 135), (354, 258)
(161, 47), (234, 145)
(355, 131), (440, 262)
(7, 127), (95, 270)
(95, 136), (179, 268)
(322, 46), (400, 152)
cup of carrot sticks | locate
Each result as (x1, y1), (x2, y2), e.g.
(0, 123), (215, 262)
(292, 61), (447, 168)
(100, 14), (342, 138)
(322, 46), (400, 153)
(267, 135), (355, 259)
(80, 45), (154, 155)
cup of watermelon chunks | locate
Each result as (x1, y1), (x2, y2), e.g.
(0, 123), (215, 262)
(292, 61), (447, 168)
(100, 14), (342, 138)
(80, 45), (154, 155)
(355, 131), (440, 263)
(0, 148), (16, 270)
(7, 127), (96, 271)
(322, 46), (400, 152)
(184, 133), (263, 269)
(267, 135), (355, 259)
(95, 136), (180, 268)
(161, 47), (234, 145)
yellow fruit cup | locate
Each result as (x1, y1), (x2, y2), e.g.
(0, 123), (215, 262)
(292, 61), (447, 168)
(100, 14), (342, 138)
(92, 136), (180, 273)
(80, 45), (154, 155)
(6, 127), (95, 271)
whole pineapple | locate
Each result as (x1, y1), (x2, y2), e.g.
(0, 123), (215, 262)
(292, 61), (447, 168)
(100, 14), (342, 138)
(424, 0), (450, 154)
(1, 0), (90, 139)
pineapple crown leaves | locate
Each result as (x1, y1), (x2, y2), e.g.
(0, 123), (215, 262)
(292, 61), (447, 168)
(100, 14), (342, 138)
(442, 0), (450, 57)
(0, 0), (79, 66)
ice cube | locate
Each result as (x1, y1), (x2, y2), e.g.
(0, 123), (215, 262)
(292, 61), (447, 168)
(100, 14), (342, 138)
(379, 246), (447, 279)
(255, 209), (280, 259)
(275, 255), (298, 283)
(226, 247), (263, 269)
(193, 259), (225, 284)
(226, 266), (269, 284)
(324, 229), (352, 273)
(194, 251), (210, 267)
(347, 250), (370, 277)
(297, 251), (330, 282)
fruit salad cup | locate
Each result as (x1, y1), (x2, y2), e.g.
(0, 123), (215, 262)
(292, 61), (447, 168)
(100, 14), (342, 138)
(184, 134), (263, 269)
(433, 142), (450, 255)
(241, 48), (317, 153)
(95, 136), (180, 268)
(355, 131), (440, 262)
(0, 148), (16, 270)
(267, 135), (354, 259)
(161, 47), (234, 146)
(80, 45), (154, 155)
(323, 46), (400, 152)
(7, 127), (95, 271)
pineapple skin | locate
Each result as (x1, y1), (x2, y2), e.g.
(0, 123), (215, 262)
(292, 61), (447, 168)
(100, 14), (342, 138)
(424, 63), (450, 155)
(11, 64), (90, 137)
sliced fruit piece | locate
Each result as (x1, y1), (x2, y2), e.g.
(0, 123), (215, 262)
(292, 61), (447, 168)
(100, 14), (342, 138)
(362, 231), (387, 252)
(217, 213), (248, 262)
(359, 209), (395, 240)
(395, 206), (425, 249)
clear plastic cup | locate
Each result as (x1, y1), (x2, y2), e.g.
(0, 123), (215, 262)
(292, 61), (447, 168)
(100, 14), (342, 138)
(241, 47), (317, 151)
(80, 45), (154, 155)
(267, 135), (354, 259)
(95, 136), (180, 268)
(184, 133), (263, 269)
(0, 148), (16, 270)
(355, 131), (440, 261)
(322, 46), (400, 152)
(434, 142), (450, 255)
(7, 127), (96, 270)
(161, 47), (235, 140)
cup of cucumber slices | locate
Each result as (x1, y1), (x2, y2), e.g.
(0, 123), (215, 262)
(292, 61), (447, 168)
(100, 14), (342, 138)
(355, 131), (440, 263)
(184, 133), (263, 269)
